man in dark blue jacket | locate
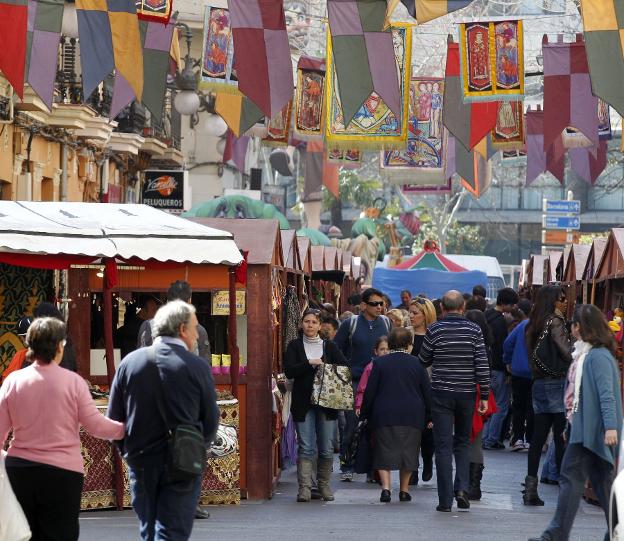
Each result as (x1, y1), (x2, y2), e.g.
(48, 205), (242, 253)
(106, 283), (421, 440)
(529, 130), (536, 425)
(108, 300), (219, 541)
(334, 287), (391, 481)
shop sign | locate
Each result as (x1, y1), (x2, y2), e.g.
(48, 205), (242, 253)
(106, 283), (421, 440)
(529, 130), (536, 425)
(142, 170), (186, 214)
(212, 290), (246, 315)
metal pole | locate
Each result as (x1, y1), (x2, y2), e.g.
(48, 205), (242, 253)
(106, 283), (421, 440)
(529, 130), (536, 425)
(61, 143), (68, 201)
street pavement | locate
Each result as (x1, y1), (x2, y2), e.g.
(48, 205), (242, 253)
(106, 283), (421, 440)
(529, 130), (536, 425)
(79, 448), (608, 541)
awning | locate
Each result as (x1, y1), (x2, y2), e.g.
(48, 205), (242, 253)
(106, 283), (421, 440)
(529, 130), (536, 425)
(0, 202), (243, 266)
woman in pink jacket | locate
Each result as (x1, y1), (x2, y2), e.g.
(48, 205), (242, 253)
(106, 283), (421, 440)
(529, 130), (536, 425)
(0, 317), (125, 541)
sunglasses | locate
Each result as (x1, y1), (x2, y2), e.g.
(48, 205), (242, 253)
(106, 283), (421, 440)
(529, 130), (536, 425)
(413, 298), (427, 305)
(366, 301), (384, 307)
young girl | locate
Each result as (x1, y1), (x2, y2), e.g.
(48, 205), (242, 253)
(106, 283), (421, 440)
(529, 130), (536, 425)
(355, 336), (389, 416)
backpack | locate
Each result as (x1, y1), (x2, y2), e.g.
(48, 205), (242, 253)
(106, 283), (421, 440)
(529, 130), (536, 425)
(348, 315), (392, 349)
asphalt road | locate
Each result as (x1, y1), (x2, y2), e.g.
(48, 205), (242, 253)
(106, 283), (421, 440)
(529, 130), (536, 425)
(79, 449), (608, 541)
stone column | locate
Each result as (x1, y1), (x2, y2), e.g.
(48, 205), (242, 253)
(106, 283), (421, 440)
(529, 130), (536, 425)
(32, 162), (44, 201)
(52, 168), (63, 201)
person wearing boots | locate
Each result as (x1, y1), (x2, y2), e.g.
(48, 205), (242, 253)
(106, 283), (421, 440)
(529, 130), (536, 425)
(284, 309), (349, 502)
(523, 286), (572, 507)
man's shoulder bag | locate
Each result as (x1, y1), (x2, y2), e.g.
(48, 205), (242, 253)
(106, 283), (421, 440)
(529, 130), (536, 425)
(148, 346), (206, 480)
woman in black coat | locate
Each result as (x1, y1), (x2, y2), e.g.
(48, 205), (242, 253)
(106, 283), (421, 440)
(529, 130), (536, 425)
(361, 327), (431, 503)
(284, 308), (349, 503)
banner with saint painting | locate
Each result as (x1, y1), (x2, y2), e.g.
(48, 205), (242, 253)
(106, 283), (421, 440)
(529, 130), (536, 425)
(491, 101), (524, 150)
(460, 20), (524, 102)
(325, 24), (411, 150)
(200, 2), (238, 93)
(381, 76), (447, 185)
(135, 0), (172, 23)
(262, 101), (292, 147)
(294, 56), (325, 139)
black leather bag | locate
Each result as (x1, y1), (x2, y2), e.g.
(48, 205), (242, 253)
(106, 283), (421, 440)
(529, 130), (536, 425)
(531, 319), (568, 379)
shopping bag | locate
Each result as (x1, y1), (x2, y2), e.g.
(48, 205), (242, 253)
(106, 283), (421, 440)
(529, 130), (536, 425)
(310, 363), (353, 410)
(0, 451), (31, 541)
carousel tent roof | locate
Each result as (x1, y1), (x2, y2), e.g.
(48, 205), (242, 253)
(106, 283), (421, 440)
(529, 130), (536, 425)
(393, 245), (467, 272)
(0, 201), (243, 265)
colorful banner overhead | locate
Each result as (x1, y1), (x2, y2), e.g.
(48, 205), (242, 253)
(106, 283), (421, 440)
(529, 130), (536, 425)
(381, 77), (447, 184)
(388, 0), (474, 25)
(581, 0), (624, 117)
(443, 39), (498, 151)
(263, 101), (292, 147)
(215, 92), (264, 137)
(491, 100), (525, 150)
(200, 2), (237, 93)
(326, 0), (401, 126)
(135, 0), (172, 24)
(294, 56), (325, 140)
(227, 0), (293, 119)
(325, 24), (411, 149)
(525, 106), (565, 185)
(459, 20), (524, 101)
(327, 147), (361, 169)
(0, 0), (27, 98)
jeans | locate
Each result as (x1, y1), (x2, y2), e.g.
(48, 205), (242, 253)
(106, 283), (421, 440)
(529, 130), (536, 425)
(543, 443), (613, 541)
(339, 380), (360, 472)
(532, 378), (566, 414)
(482, 370), (510, 446)
(128, 461), (202, 541)
(541, 440), (560, 481)
(432, 395), (475, 507)
(296, 407), (337, 460)
(511, 376), (534, 444)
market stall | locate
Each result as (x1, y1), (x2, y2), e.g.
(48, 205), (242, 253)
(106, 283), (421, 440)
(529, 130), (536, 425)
(525, 254), (548, 293)
(561, 244), (591, 317)
(592, 229), (624, 313)
(0, 201), (244, 510)
(583, 237), (609, 306)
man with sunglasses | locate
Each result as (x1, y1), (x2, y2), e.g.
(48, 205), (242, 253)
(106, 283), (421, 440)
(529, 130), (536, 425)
(334, 288), (392, 481)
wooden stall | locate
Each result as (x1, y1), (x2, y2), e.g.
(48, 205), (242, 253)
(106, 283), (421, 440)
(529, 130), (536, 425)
(548, 251), (564, 283)
(525, 254), (548, 294)
(296, 235), (313, 302)
(561, 244), (591, 317)
(583, 237), (609, 306)
(593, 229), (624, 313)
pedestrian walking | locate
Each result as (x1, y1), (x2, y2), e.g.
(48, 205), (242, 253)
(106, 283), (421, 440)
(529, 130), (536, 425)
(360, 328), (431, 503)
(108, 300), (220, 541)
(334, 288), (391, 481)
(409, 297), (437, 484)
(419, 290), (490, 512)
(523, 285), (572, 506)
(0, 317), (124, 541)
(529, 304), (622, 541)
(483, 288), (519, 450)
(284, 308), (349, 502)
(503, 312), (534, 452)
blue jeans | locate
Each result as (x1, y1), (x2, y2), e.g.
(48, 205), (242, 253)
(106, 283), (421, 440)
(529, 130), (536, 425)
(541, 440), (560, 481)
(296, 407), (337, 460)
(482, 370), (510, 446)
(128, 461), (202, 541)
(543, 443), (613, 541)
(432, 395), (475, 507)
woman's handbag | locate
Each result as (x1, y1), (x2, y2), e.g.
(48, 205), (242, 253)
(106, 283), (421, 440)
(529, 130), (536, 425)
(531, 318), (568, 379)
(343, 419), (373, 474)
(0, 451), (31, 541)
(310, 361), (354, 410)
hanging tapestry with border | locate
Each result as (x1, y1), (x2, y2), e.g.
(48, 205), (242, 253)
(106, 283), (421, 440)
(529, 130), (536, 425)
(491, 101), (524, 150)
(263, 101), (292, 147)
(200, 2), (237, 93)
(460, 20), (524, 102)
(135, 0), (172, 23)
(294, 56), (325, 140)
(325, 24), (411, 150)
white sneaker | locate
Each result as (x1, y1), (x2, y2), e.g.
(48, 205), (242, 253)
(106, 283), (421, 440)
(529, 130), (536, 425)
(510, 439), (525, 452)
(340, 472), (353, 482)
(523, 441), (531, 450)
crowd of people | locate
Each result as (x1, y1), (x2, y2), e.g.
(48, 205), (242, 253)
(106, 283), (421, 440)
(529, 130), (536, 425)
(287, 285), (623, 541)
(0, 279), (622, 541)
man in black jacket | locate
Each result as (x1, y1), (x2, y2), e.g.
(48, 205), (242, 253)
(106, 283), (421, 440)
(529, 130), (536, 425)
(108, 300), (219, 540)
(482, 287), (519, 450)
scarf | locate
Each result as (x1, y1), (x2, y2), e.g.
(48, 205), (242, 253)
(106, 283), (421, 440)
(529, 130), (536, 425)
(571, 340), (592, 415)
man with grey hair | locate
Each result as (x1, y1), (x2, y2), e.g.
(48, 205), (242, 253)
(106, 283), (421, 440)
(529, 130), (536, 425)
(108, 300), (219, 541)
(419, 290), (490, 513)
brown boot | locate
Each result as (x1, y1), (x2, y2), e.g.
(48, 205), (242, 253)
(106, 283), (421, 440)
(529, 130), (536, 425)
(297, 459), (313, 502)
(317, 458), (335, 501)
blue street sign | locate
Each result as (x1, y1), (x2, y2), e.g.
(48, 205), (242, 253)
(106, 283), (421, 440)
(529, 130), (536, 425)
(544, 200), (580, 214)
(543, 216), (581, 230)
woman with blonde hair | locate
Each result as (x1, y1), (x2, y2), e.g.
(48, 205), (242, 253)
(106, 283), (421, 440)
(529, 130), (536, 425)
(386, 309), (406, 328)
(409, 297), (437, 484)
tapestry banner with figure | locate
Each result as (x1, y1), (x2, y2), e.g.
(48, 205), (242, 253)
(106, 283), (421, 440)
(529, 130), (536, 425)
(200, 3), (238, 93)
(326, 147), (361, 168)
(491, 100), (524, 150)
(262, 101), (292, 147)
(294, 56), (325, 139)
(325, 24), (411, 150)
(460, 20), (524, 101)
(381, 77), (447, 184)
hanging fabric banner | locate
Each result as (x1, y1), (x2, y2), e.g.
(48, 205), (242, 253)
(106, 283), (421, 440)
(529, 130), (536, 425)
(227, 0), (293, 119)
(459, 20), (524, 102)
(325, 24), (411, 150)
(200, 2), (237, 93)
(263, 101), (292, 147)
(26, 0), (63, 109)
(326, 0), (401, 127)
(387, 0), (474, 25)
(303, 140), (324, 202)
(0, 0), (27, 98)
(381, 77), (447, 184)
(77, 0), (143, 102)
(525, 106), (565, 185)
(580, 0), (624, 117)
(215, 92), (264, 138)
(294, 56), (325, 140)
(570, 140), (608, 185)
(135, 0), (172, 24)
(491, 101), (524, 150)
(443, 39), (499, 152)
(598, 99), (612, 140)
(326, 147), (361, 169)
(453, 134), (495, 198)
(110, 17), (176, 121)
(543, 35), (599, 156)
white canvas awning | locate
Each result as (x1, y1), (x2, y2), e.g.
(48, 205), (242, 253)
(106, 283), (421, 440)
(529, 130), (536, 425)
(0, 201), (243, 265)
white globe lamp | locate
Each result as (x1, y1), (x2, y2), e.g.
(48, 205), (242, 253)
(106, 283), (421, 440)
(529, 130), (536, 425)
(204, 114), (227, 137)
(174, 91), (200, 116)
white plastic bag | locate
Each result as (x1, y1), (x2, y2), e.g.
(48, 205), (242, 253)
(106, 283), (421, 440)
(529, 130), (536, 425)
(0, 451), (31, 541)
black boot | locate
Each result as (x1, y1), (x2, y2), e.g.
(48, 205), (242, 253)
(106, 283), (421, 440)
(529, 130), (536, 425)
(422, 455), (433, 482)
(523, 475), (544, 506)
(467, 463), (484, 501)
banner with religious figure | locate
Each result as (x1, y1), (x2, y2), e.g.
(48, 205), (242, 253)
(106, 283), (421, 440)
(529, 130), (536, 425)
(200, 3), (237, 93)
(294, 56), (325, 139)
(491, 101), (524, 150)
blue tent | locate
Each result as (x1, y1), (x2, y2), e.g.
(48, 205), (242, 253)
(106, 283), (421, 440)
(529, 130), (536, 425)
(372, 267), (488, 307)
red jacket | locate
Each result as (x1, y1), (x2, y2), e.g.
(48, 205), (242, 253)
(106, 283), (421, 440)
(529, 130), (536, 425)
(471, 384), (497, 442)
